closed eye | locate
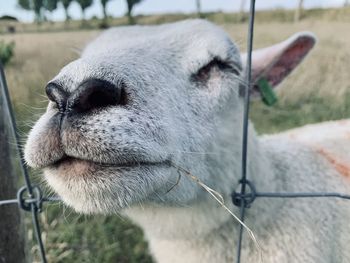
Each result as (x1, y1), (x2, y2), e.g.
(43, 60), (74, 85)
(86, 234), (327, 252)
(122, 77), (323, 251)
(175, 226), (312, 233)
(191, 58), (241, 83)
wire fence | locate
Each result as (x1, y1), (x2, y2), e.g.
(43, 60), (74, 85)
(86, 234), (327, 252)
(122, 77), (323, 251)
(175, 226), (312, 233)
(233, 0), (350, 262)
(1, 1), (350, 263)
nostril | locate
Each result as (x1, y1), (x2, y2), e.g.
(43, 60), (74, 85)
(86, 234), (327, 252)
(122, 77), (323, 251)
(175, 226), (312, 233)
(45, 82), (69, 112)
(68, 78), (122, 113)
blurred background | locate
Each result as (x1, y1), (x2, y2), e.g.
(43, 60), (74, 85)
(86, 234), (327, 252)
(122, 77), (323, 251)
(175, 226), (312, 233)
(0, 0), (350, 262)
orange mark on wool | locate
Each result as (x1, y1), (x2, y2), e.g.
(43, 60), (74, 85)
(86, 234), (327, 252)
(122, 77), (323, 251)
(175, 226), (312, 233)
(288, 133), (296, 139)
(338, 120), (349, 126)
(317, 148), (350, 177)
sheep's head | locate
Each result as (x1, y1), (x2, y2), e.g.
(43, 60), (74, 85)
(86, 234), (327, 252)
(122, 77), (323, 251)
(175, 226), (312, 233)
(24, 20), (315, 214)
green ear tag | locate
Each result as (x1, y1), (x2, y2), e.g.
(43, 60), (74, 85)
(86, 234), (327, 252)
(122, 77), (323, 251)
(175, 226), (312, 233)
(257, 77), (277, 106)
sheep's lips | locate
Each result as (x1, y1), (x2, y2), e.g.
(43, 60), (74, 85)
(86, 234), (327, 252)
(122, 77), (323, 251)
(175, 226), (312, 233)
(48, 157), (98, 178)
(46, 155), (169, 179)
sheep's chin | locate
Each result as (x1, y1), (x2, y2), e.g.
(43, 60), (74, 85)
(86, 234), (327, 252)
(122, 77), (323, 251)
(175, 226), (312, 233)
(43, 158), (170, 214)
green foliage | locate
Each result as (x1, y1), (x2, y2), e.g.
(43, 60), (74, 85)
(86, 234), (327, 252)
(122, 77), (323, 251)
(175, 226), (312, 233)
(31, 0), (44, 22)
(43, 0), (58, 12)
(17, 0), (44, 22)
(0, 15), (18, 21)
(17, 0), (60, 22)
(18, 0), (31, 10)
(60, 0), (72, 8)
(75, 0), (93, 19)
(0, 41), (15, 66)
(101, 0), (111, 6)
(126, 0), (142, 13)
(60, 0), (73, 21)
(32, 206), (154, 263)
(126, 0), (142, 5)
(75, 0), (93, 11)
(33, 0), (44, 15)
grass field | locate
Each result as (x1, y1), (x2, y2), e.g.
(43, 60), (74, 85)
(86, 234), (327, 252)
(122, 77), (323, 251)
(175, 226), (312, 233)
(1, 9), (350, 262)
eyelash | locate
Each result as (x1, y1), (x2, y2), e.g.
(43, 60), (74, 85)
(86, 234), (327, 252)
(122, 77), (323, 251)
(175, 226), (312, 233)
(191, 58), (241, 83)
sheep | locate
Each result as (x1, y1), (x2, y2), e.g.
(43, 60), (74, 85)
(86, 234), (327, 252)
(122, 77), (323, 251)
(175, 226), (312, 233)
(24, 19), (350, 262)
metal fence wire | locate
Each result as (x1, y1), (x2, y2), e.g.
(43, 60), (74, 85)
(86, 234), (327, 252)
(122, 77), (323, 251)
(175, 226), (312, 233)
(1, 1), (350, 262)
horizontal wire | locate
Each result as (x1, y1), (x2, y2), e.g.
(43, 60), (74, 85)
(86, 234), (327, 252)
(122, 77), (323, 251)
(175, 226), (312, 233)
(255, 192), (350, 199)
(2, 191), (350, 208)
(0, 199), (18, 206)
(0, 196), (62, 207)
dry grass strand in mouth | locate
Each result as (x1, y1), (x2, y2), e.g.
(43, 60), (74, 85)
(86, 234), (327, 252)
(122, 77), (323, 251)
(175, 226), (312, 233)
(170, 161), (263, 263)
(166, 169), (182, 193)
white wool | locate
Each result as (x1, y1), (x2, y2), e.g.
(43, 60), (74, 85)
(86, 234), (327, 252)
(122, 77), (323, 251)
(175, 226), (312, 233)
(24, 20), (350, 262)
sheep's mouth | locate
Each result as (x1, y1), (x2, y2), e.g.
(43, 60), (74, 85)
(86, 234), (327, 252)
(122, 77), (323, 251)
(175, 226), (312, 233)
(49, 155), (170, 171)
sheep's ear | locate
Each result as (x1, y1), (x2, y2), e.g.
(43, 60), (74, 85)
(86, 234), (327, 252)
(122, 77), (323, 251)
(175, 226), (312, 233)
(241, 32), (316, 103)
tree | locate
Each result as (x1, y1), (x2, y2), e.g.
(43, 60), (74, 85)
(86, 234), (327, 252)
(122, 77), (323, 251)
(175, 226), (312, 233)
(18, 0), (31, 10)
(126, 0), (143, 24)
(195, 0), (202, 18)
(238, 0), (247, 22)
(75, 0), (93, 20)
(294, 0), (304, 22)
(43, 0), (58, 21)
(32, 0), (44, 22)
(18, 0), (44, 22)
(101, 0), (112, 20)
(60, 0), (73, 21)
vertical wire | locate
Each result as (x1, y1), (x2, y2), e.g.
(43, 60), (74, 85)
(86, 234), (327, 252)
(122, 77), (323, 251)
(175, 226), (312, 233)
(0, 63), (33, 196)
(32, 208), (47, 263)
(0, 63), (47, 263)
(236, 0), (256, 262)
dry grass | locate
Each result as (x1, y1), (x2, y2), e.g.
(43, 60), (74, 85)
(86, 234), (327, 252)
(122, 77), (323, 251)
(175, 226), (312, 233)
(2, 31), (98, 120)
(1, 13), (350, 262)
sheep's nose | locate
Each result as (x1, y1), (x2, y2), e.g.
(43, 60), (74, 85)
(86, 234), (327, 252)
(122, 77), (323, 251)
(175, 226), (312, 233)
(67, 79), (121, 113)
(46, 79), (122, 113)
(46, 82), (69, 113)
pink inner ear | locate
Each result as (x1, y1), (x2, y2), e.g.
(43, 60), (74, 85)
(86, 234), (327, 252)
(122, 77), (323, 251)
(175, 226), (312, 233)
(266, 36), (315, 87)
(243, 32), (316, 97)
